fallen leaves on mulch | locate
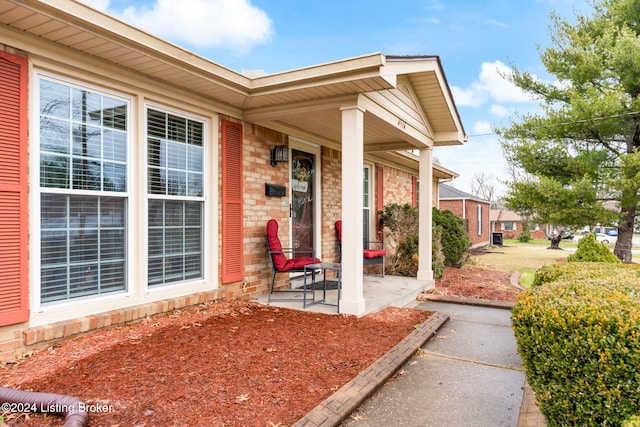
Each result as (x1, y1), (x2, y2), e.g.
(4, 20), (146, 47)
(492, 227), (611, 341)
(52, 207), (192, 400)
(421, 265), (522, 303)
(0, 300), (431, 427)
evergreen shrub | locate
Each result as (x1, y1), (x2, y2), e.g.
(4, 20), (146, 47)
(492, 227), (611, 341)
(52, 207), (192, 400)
(431, 208), (471, 267)
(513, 263), (640, 426)
(567, 233), (621, 263)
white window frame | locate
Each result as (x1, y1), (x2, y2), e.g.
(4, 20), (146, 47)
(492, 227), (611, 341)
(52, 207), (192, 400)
(363, 164), (372, 244)
(29, 71), (216, 327)
(144, 104), (208, 290)
(502, 222), (515, 231)
(32, 72), (133, 315)
(477, 205), (483, 235)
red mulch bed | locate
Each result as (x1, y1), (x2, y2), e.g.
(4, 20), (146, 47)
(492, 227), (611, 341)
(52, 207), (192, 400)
(0, 300), (431, 427)
(0, 264), (520, 426)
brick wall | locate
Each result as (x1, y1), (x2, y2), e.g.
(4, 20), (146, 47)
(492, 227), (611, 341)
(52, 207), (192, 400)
(439, 200), (463, 218)
(495, 221), (523, 239)
(0, 290), (221, 362)
(382, 167), (414, 206)
(439, 199), (491, 248)
(321, 147), (342, 263)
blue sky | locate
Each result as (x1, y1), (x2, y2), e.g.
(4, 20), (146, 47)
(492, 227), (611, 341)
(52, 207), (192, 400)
(83, 0), (592, 196)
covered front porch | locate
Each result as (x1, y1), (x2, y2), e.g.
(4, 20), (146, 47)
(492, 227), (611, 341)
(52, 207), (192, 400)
(256, 274), (430, 316)
(246, 54), (466, 316)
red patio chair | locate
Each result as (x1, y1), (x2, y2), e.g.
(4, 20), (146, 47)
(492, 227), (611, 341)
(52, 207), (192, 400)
(335, 220), (386, 277)
(266, 219), (321, 301)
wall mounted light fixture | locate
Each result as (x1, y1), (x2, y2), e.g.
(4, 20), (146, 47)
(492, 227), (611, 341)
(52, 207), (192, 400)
(270, 145), (288, 167)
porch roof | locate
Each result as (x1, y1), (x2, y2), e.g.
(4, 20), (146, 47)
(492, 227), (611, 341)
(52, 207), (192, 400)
(1, 0), (467, 153)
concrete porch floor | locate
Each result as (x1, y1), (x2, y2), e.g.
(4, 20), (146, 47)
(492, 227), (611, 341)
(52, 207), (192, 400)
(254, 274), (432, 316)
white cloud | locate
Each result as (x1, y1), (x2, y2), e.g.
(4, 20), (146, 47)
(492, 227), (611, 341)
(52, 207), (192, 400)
(451, 60), (536, 107)
(482, 19), (508, 29)
(472, 121), (492, 135)
(490, 104), (510, 117)
(82, 0), (273, 54)
(480, 61), (534, 103)
(81, 0), (110, 10)
(450, 86), (485, 107)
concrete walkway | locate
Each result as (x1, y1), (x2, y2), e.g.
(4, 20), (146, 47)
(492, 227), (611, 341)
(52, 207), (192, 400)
(338, 300), (525, 426)
(294, 298), (550, 427)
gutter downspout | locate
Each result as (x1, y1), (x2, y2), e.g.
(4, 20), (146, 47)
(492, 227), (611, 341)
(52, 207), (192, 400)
(0, 387), (89, 426)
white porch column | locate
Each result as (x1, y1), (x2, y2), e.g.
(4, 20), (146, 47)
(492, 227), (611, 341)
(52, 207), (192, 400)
(340, 104), (366, 315)
(417, 147), (434, 281)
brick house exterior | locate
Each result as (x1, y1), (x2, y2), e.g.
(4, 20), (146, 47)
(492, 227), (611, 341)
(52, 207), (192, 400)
(0, 2), (465, 360)
(438, 184), (490, 248)
(490, 210), (549, 240)
(490, 209), (523, 239)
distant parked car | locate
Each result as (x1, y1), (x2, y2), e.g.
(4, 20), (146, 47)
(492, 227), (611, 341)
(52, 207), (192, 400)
(607, 229), (618, 236)
(573, 233), (616, 244)
(596, 233), (616, 244)
(547, 231), (574, 240)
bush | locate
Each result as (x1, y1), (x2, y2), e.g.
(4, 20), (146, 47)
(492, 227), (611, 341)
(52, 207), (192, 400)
(517, 224), (531, 243)
(379, 204), (419, 276)
(567, 233), (621, 263)
(533, 262), (638, 287)
(378, 204), (464, 277)
(432, 225), (445, 279)
(517, 230), (531, 242)
(432, 208), (471, 267)
(513, 263), (640, 426)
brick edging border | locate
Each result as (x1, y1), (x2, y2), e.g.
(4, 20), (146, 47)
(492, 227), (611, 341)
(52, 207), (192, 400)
(293, 311), (450, 427)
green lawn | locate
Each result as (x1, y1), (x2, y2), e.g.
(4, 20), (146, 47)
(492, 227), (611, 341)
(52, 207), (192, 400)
(502, 238), (578, 248)
(472, 240), (571, 287)
(471, 237), (638, 287)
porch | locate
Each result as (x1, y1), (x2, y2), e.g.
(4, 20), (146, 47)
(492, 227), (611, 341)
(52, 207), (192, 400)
(255, 274), (431, 316)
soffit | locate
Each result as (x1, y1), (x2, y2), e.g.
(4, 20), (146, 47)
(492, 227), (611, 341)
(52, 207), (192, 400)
(0, 0), (252, 107)
(1, 1), (466, 153)
(0, 1), (395, 112)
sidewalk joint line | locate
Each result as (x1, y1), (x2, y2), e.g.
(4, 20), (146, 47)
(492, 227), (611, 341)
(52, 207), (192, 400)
(420, 350), (524, 372)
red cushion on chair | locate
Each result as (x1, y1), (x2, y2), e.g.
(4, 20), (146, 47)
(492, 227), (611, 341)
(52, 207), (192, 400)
(363, 249), (386, 259)
(267, 219), (321, 271)
(283, 257), (321, 271)
(266, 219), (287, 270)
(335, 220), (342, 242)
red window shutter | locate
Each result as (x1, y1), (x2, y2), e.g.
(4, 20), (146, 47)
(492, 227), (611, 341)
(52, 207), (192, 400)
(375, 165), (384, 213)
(412, 176), (418, 207)
(0, 52), (28, 325)
(221, 120), (244, 283)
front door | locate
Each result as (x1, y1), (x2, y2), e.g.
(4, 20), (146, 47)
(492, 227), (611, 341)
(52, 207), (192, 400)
(291, 148), (315, 258)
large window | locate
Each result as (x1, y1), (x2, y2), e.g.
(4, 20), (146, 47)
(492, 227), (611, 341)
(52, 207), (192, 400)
(502, 222), (515, 231)
(39, 78), (128, 303)
(147, 109), (204, 286)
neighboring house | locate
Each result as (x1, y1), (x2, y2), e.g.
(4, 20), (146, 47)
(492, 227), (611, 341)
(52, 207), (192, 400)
(490, 209), (549, 240)
(0, 1), (466, 361)
(438, 184), (490, 248)
(490, 209), (523, 239)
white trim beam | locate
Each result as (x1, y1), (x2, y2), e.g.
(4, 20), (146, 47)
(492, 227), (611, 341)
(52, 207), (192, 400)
(339, 103), (366, 315)
(417, 147), (434, 282)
